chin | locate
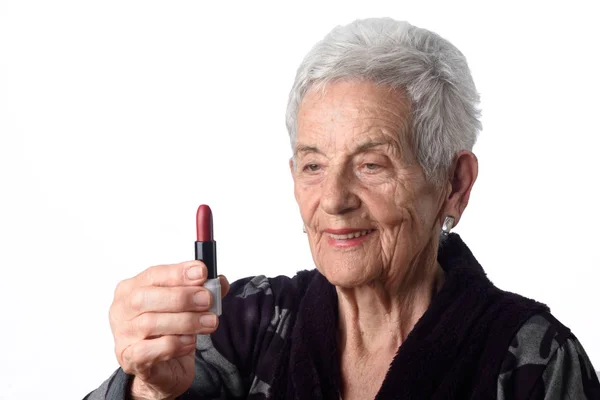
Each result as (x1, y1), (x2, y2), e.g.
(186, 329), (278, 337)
(316, 262), (373, 289)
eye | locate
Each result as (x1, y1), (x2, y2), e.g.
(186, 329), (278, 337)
(303, 163), (321, 172)
(364, 163), (380, 170)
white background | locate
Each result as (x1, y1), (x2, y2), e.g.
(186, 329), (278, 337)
(1, 1), (599, 399)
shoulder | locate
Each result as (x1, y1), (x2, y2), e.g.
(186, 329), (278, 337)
(497, 312), (600, 399)
(225, 269), (319, 304)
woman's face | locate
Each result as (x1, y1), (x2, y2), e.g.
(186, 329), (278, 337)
(291, 80), (447, 288)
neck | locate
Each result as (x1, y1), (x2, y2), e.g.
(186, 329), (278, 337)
(336, 251), (445, 356)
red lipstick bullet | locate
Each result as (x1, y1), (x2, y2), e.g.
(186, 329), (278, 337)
(196, 204), (214, 242)
(195, 204), (221, 315)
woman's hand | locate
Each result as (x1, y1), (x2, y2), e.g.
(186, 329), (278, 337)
(109, 260), (230, 400)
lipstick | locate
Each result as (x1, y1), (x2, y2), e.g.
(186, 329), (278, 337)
(195, 204), (222, 316)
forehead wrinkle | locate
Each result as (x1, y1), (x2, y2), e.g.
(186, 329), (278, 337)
(301, 86), (410, 128)
(352, 136), (404, 163)
(336, 96), (412, 150)
(295, 134), (403, 165)
(296, 114), (408, 158)
(353, 116), (411, 147)
(296, 81), (413, 160)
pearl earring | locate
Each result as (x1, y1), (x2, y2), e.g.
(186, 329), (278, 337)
(442, 216), (455, 235)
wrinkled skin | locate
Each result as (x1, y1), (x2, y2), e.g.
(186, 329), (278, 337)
(290, 79), (478, 399)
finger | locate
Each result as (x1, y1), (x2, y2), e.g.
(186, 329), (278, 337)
(134, 311), (219, 338)
(128, 286), (213, 316)
(136, 261), (208, 288)
(218, 275), (230, 298)
(120, 334), (197, 376)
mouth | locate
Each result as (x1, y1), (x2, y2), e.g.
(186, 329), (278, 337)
(324, 229), (376, 248)
(326, 229), (376, 240)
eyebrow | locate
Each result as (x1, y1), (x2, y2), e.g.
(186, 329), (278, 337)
(354, 141), (389, 154)
(294, 140), (392, 157)
(294, 145), (322, 157)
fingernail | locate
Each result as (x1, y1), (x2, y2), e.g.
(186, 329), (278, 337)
(200, 314), (218, 328)
(193, 291), (211, 307)
(186, 266), (204, 280)
(180, 335), (196, 345)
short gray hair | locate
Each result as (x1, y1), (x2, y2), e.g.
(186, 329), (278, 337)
(285, 18), (482, 185)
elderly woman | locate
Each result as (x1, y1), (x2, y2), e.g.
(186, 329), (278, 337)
(86, 18), (599, 400)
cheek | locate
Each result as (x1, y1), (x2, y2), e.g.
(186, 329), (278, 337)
(368, 185), (410, 227)
(406, 193), (441, 239)
(413, 186), (440, 219)
(373, 185), (437, 237)
(294, 183), (320, 219)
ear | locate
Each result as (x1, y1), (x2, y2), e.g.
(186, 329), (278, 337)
(441, 150), (478, 228)
(289, 157), (296, 180)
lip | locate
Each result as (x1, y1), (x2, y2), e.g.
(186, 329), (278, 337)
(324, 228), (376, 248)
(324, 228), (372, 234)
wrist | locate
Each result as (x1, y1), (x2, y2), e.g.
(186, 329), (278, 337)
(130, 377), (175, 400)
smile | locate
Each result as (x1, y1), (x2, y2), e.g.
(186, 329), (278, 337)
(326, 229), (375, 240)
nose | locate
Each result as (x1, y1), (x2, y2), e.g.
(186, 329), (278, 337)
(320, 166), (360, 215)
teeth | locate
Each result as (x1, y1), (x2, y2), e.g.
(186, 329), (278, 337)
(328, 230), (373, 240)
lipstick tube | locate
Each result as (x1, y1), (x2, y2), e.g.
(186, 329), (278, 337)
(195, 204), (222, 316)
